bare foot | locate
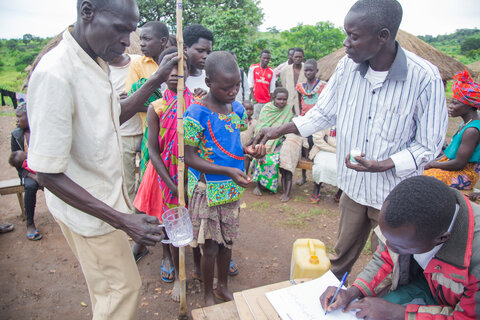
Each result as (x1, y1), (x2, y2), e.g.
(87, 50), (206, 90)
(192, 270), (202, 282)
(214, 287), (234, 302)
(205, 292), (216, 307)
(170, 279), (180, 302)
(295, 176), (307, 186)
(253, 186), (263, 196)
(280, 193), (290, 202)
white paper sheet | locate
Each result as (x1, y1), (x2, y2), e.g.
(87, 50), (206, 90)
(265, 270), (358, 320)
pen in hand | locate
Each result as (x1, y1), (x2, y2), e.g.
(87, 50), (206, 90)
(324, 272), (348, 315)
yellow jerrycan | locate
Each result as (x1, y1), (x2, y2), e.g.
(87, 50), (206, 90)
(290, 239), (330, 280)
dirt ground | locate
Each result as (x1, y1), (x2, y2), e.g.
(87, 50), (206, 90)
(0, 105), (459, 320)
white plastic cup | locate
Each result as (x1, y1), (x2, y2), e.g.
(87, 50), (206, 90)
(350, 147), (362, 164)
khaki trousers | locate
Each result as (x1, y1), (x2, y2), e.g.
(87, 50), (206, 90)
(56, 219), (141, 320)
(330, 193), (379, 279)
(121, 134), (142, 203)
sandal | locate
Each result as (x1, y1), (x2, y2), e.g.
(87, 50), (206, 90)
(26, 229), (42, 241)
(134, 248), (149, 263)
(228, 259), (239, 276)
(161, 260), (175, 283)
(334, 189), (343, 203)
(310, 194), (321, 204)
(0, 223), (14, 233)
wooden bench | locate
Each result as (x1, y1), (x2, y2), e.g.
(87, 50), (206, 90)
(0, 178), (26, 219)
(296, 159), (313, 170)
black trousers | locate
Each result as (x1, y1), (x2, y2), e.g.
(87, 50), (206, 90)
(23, 177), (39, 226)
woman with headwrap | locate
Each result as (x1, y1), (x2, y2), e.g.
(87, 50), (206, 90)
(423, 70), (480, 190)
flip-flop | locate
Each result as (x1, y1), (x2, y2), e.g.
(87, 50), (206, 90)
(134, 248), (149, 263)
(310, 194), (321, 204)
(0, 223), (14, 233)
(228, 259), (239, 276)
(26, 229), (42, 241)
(161, 260), (175, 283)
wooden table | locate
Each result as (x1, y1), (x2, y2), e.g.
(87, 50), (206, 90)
(191, 279), (309, 320)
(191, 301), (238, 320)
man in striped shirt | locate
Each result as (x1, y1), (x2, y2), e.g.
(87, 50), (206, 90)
(253, 0), (448, 279)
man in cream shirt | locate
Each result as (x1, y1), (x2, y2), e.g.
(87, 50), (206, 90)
(27, 0), (179, 318)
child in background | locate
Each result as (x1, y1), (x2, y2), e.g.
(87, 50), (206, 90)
(9, 151), (36, 174)
(251, 88), (295, 202)
(184, 51), (253, 306)
(240, 100), (256, 174)
(10, 103), (42, 241)
(134, 52), (194, 301)
(295, 59), (326, 186)
(130, 47), (179, 268)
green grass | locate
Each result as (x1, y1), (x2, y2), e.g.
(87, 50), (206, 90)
(0, 110), (15, 116)
(285, 207), (338, 227)
(294, 195), (306, 202)
(0, 68), (25, 92)
(445, 80), (454, 100)
(326, 244), (335, 254)
(362, 235), (372, 255)
(249, 201), (270, 210)
(286, 212), (312, 227)
(308, 207), (337, 216)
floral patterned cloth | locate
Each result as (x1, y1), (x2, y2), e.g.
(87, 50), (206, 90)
(134, 88), (194, 220)
(189, 182), (240, 249)
(424, 120), (480, 190)
(184, 101), (248, 207)
(424, 156), (480, 190)
(252, 143), (282, 192)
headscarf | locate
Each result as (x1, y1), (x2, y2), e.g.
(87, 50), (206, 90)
(16, 102), (27, 113)
(452, 69), (480, 109)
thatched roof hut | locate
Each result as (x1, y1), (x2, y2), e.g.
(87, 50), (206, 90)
(468, 61), (480, 83)
(22, 27), (142, 90)
(316, 29), (469, 83)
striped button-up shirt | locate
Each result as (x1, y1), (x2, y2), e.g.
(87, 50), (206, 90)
(293, 44), (448, 209)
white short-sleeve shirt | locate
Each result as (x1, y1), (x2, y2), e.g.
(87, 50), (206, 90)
(27, 30), (132, 237)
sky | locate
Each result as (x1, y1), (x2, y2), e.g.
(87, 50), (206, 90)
(0, 0), (479, 39)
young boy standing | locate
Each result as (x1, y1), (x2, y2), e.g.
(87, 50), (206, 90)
(183, 24), (213, 99)
(184, 51), (254, 306)
(295, 59), (327, 186)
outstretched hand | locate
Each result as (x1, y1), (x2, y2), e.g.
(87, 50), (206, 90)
(244, 143), (267, 159)
(345, 153), (394, 173)
(252, 128), (276, 147)
(121, 214), (164, 247)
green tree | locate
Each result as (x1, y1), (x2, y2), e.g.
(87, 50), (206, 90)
(266, 26), (280, 34)
(280, 22), (344, 60)
(201, 2), (263, 69)
(461, 35), (480, 54)
(22, 34), (33, 44)
(136, 0), (263, 30)
(6, 39), (17, 50)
